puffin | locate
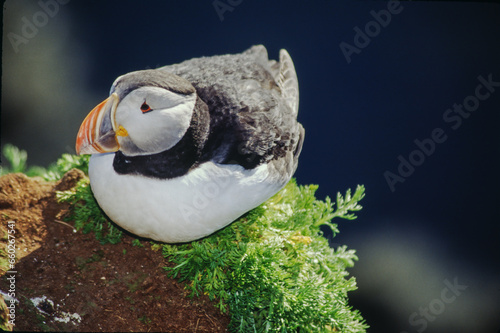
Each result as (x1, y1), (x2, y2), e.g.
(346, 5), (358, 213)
(75, 45), (304, 243)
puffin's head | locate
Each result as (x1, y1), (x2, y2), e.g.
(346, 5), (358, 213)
(76, 69), (197, 156)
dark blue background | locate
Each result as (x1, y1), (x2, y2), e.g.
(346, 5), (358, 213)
(2, 1), (499, 331)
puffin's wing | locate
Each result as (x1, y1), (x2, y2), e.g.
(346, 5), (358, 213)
(277, 49), (299, 117)
(159, 46), (304, 173)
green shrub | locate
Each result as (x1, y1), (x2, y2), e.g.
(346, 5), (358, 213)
(57, 178), (123, 244)
(0, 144), (89, 180)
(164, 180), (367, 332)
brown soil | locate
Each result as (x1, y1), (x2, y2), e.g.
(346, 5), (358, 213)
(0, 170), (230, 332)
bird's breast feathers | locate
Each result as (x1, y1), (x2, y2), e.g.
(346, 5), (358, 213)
(89, 153), (283, 243)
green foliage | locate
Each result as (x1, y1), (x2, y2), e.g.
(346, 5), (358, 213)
(163, 180), (368, 332)
(57, 178), (123, 244)
(0, 144), (89, 181)
(46, 153), (90, 181)
(0, 144), (27, 174)
(132, 239), (144, 247)
(330, 186), (365, 221)
(0, 144), (46, 177)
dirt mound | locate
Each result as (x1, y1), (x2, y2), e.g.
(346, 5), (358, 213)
(0, 171), (229, 332)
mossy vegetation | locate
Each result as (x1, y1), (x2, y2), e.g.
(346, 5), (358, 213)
(164, 180), (367, 332)
(0, 143), (89, 180)
(57, 179), (123, 244)
(1, 145), (368, 332)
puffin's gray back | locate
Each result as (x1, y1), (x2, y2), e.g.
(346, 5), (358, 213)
(159, 45), (304, 181)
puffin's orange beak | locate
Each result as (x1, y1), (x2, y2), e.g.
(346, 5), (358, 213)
(76, 93), (120, 155)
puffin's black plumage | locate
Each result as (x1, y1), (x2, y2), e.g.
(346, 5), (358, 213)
(110, 45), (304, 180)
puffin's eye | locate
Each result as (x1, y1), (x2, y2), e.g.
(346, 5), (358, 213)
(140, 102), (152, 113)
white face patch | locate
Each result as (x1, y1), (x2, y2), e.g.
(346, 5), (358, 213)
(115, 86), (196, 155)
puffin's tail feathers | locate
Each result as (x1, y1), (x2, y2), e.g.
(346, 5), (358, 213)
(277, 49), (299, 117)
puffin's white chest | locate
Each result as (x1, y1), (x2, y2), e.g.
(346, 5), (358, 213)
(88, 153), (283, 243)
